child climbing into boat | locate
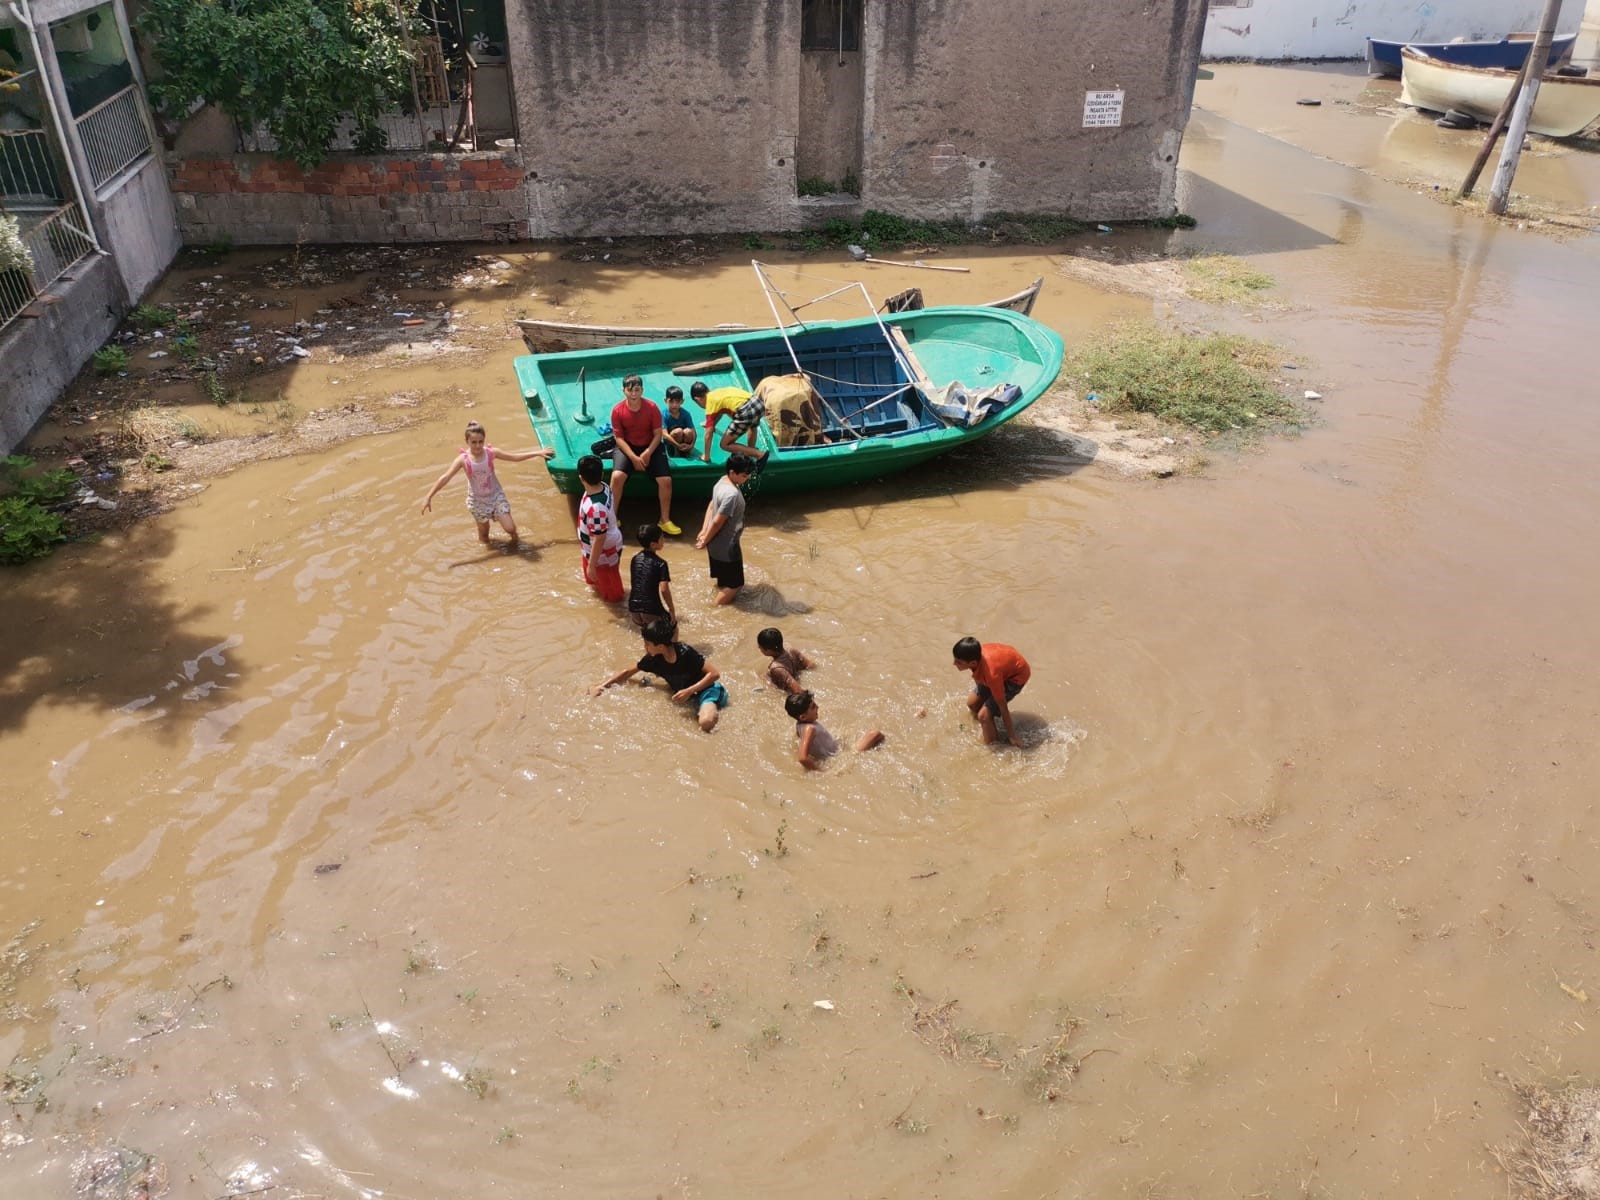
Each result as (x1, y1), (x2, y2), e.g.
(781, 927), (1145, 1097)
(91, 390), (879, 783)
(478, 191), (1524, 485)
(662, 386), (697, 457)
(592, 618), (727, 732)
(694, 380), (769, 466)
(628, 522), (676, 629)
(786, 689), (884, 770)
(952, 636), (1031, 748)
(419, 420), (554, 546)
(757, 627), (813, 694)
(577, 454), (624, 603)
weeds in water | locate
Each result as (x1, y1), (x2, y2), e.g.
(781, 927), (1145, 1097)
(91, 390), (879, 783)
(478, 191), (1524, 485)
(566, 1054), (615, 1099)
(92, 346), (129, 375)
(1183, 254), (1275, 305)
(129, 304), (176, 331)
(200, 373), (234, 407)
(404, 943), (439, 974)
(1066, 322), (1302, 436)
(494, 1126), (518, 1145)
(765, 819), (789, 859)
(142, 451), (174, 472)
(459, 1064), (492, 1099)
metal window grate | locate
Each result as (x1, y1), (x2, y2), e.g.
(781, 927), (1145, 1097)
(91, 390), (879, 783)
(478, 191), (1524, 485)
(0, 202), (96, 333)
(75, 84), (152, 190)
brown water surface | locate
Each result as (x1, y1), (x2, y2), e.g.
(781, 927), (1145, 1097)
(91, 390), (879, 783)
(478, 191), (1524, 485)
(4, 103), (1600, 1198)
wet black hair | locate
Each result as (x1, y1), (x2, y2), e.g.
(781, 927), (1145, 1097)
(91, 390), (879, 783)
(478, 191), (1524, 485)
(622, 373), (643, 390)
(757, 627), (784, 653)
(727, 453), (755, 476)
(664, 385), (683, 404)
(784, 689), (815, 720)
(952, 637), (982, 662)
(639, 522), (662, 546)
(641, 617), (676, 646)
(578, 454), (604, 485)
(689, 381), (709, 399)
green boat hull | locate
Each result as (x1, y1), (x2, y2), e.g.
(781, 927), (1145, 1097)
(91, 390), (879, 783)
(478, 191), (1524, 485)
(514, 306), (1064, 500)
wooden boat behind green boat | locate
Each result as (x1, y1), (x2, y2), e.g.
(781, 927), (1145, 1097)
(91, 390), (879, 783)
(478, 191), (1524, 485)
(515, 305), (1065, 499)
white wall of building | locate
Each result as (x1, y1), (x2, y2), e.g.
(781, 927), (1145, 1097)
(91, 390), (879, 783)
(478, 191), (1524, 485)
(1203, 0), (1584, 60)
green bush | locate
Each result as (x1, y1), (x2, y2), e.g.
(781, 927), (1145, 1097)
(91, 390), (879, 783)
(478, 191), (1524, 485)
(130, 303), (176, 331)
(821, 217), (855, 244)
(797, 176), (834, 197)
(0, 496), (67, 564)
(139, 0), (423, 170)
(93, 346), (130, 375)
(0, 457), (77, 566)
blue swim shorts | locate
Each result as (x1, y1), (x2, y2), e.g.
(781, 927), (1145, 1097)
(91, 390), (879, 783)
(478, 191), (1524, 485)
(694, 681), (729, 709)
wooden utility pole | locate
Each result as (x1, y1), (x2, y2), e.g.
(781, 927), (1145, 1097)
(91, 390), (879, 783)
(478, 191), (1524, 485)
(1487, 0), (1565, 215)
(1457, 52), (1538, 199)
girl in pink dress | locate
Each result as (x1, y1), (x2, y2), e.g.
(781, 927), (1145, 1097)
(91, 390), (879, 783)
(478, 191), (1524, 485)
(421, 421), (554, 546)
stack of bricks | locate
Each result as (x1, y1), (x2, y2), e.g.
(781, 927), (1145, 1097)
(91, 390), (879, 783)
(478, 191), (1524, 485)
(166, 152), (529, 245)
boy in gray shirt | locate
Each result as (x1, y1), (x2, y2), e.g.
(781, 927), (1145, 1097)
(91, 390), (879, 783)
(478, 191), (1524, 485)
(694, 454), (755, 605)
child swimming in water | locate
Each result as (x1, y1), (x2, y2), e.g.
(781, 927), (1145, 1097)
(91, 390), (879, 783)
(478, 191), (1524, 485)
(420, 420), (554, 546)
(785, 689), (884, 770)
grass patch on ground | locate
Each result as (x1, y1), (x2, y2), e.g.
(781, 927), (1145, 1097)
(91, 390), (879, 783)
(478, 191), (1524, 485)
(1183, 254), (1275, 304)
(1066, 322), (1302, 436)
(808, 209), (1092, 250)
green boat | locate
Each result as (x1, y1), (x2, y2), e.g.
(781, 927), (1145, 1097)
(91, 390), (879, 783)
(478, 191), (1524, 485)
(514, 305), (1064, 499)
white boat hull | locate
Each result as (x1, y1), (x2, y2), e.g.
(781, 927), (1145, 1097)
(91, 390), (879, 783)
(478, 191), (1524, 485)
(1400, 47), (1600, 138)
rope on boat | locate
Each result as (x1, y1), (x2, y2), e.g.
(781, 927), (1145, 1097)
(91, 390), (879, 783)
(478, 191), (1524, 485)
(750, 261), (950, 436)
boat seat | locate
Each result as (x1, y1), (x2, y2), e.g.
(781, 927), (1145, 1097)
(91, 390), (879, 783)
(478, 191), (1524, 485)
(888, 327), (935, 392)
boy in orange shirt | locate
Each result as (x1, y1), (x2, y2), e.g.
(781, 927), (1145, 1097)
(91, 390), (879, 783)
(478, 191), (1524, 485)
(952, 636), (1031, 747)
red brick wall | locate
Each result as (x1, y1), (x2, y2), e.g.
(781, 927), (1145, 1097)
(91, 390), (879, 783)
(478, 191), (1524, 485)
(166, 152), (529, 245)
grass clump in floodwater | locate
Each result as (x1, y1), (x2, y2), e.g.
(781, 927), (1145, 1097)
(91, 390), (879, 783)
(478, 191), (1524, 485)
(1183, 254), (1275, 304)
(1067, 322), (1302, 436)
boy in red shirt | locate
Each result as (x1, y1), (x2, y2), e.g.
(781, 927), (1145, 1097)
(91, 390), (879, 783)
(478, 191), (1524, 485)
(952, 636), (1031, 747)
(608, 374), (680, 536)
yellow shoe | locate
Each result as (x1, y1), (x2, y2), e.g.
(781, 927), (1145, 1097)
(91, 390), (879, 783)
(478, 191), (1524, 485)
(659, 519), (682, 536)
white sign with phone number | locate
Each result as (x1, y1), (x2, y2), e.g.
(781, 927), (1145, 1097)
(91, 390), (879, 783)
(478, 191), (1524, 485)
(1083, 89), (1124, 128)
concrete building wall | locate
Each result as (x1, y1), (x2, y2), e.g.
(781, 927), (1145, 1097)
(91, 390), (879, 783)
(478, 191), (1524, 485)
(507, 0), (1207, 235)
(0, 257), (122, 453)
(507, 0), (800, 236)
(1202, 0), (1583, 61)
(166, 152), (528, 245)
(98, 155), (181, 297)
(861, 0), (1204, 223)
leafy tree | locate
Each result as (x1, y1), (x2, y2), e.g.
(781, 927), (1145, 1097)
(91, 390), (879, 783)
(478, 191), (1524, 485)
(139, 0), (422, 169)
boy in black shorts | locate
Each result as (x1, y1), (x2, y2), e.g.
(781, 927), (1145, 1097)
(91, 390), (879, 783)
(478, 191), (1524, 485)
(694, 454), (755, 606)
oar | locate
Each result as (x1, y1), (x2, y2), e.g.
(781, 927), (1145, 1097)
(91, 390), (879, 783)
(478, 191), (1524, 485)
(846, 244), (969, 272)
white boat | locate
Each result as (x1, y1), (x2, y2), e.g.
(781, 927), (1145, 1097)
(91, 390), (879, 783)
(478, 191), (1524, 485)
(516, 278), (1043, 353)
(1399, 47), (1600, 139)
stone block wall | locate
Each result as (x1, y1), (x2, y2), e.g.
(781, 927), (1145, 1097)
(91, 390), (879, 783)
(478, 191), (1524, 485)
(506, 0), (1208, 236)
(165, 152), (528, 245)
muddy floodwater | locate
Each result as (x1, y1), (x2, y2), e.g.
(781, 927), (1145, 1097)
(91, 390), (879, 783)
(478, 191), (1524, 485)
(6, 73), (1600, 1198)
